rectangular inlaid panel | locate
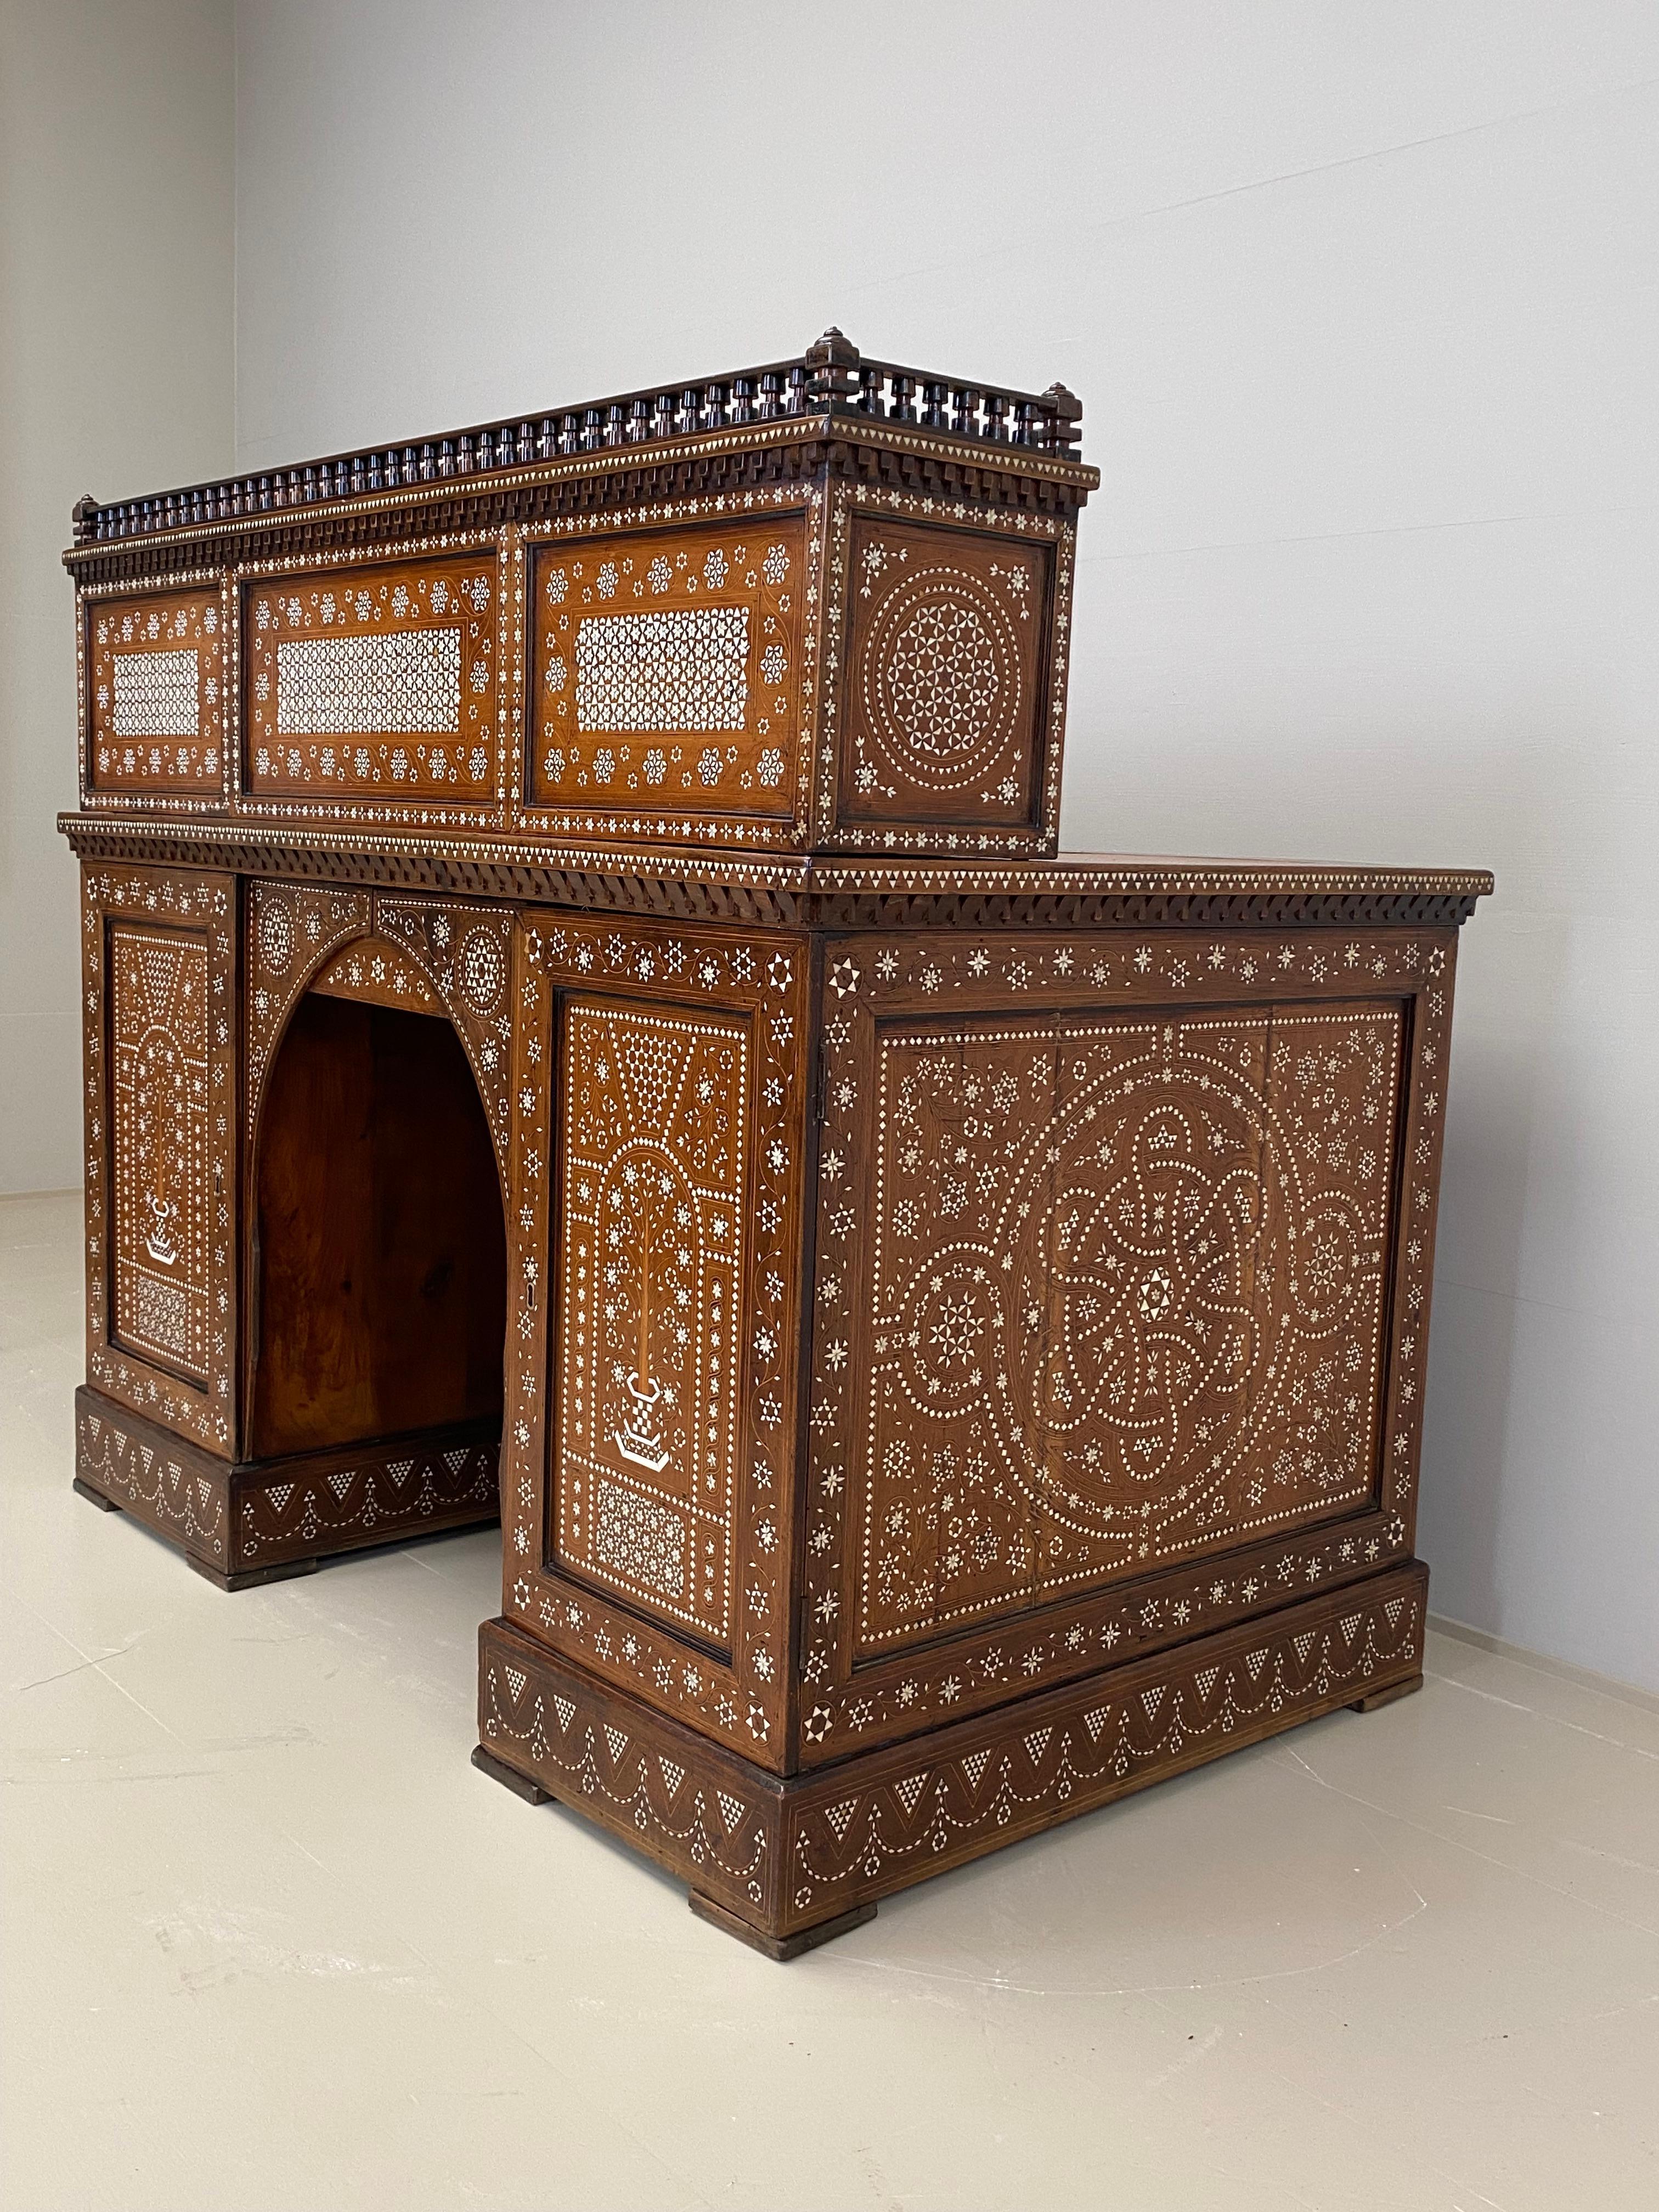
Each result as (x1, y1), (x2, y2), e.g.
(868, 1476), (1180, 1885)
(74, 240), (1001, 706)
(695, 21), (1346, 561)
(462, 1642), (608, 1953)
(528, 517), (808, 820)
(552, 996), (750, 1647)
(855, 1002), (1403, 1654)
(839, 516), (1049, 827)
(109, 923), (211, 1384)
(87, 589), (224, 793)
(244, 555), (499, 800)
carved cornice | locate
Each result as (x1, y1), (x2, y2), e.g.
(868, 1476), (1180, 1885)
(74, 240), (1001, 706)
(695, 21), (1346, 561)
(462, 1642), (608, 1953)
(58, 814), (1493, 930)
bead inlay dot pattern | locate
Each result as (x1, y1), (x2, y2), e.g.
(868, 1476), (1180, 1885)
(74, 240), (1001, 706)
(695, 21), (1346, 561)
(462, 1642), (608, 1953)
(857, 1005), (1403, 1652)
(554, 997), (748, 1647)
(86, 588), (224, 798)
(110, 924), (211, 1384)
(245, 554), (497, 800)
(532, 514), (805, 819)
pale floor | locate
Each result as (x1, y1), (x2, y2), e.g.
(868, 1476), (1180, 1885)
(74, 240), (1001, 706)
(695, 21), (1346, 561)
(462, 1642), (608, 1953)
(2, 1192), (1656, 2212)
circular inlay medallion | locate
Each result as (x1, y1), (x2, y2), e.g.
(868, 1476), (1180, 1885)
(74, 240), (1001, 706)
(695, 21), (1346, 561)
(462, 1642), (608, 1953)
(860, 566), (1022, 793)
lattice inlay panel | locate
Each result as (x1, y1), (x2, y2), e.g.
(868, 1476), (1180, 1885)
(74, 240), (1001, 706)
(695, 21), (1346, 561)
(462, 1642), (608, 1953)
(553, 997), (749, 1646)
(575, 605), (750, 735)
(855, 1003), (1403, 1654)
(842, 516), (1046, 823)
(530, 515), (806, 817)
(275, 628), (460, 737)
(110, 926), (211, 1383)
(245, 555), (498, 799)
(87, 590), (223, 794)
(112, 650), (199, 737)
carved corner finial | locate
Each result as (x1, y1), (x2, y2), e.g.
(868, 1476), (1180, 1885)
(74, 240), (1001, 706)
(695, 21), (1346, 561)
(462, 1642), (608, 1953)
(804, 326), (861, 403)
(71, 492), (99, 543)
(805, 326), (859, 367)
(1042, 382), (1083, 447)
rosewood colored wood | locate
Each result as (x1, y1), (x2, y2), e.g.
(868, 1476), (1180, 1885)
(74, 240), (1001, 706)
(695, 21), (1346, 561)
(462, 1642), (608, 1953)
(59, 335), (1492, 1950)
(471, 1743), (554, 1807)
(74, 1386), (499, 1581)
(687, 1892), (879, 1963)
(251, 991), (506, 1458)
(1350, 1673), (1424, 1713)
(477, 1560), (1429, 1946)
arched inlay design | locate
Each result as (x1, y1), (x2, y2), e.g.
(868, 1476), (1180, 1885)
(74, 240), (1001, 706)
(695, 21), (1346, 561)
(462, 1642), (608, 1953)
(310, 936), (439, 1012)
(553, 995), (748, 1647)
(245, 883), (514, 1174)
(245, 881), (370, 1131)
(377, 899), (515, 1172)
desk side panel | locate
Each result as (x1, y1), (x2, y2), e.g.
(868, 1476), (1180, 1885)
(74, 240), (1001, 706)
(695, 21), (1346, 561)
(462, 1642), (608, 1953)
(800, 923), (1457, 1764)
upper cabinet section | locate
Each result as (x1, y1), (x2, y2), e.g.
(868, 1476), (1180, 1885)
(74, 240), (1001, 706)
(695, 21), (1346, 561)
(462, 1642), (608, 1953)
(65, 332), (1096, 857)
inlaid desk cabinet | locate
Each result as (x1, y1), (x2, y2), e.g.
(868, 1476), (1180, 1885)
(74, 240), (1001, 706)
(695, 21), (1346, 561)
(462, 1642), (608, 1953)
(60, 334), (1491, 1954)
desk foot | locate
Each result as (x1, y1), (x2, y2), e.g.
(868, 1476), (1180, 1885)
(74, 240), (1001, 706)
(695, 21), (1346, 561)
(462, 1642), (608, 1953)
(186, 1551), (321, 1593)
(1350, 1672), (1423, 1713)
(472, 1743), (556, 1805)
(689, 1890), (877, 1960)
(73, 1476), (121, 1513)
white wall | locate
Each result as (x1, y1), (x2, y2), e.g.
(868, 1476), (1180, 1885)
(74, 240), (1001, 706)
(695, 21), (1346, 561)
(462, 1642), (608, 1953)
(0, 0), (235, 1193)
(91, 0), (1639, 1695)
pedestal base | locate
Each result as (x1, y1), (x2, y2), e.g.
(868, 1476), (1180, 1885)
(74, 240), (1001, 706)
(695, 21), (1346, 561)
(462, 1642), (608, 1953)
(75, 1386), (499, 1585)
(471, 1742), (556, 1805)
(688, 1891), (877, 1960)
(478, 1559), (1429, 1954)
(1350, 1673), (1425, 1713)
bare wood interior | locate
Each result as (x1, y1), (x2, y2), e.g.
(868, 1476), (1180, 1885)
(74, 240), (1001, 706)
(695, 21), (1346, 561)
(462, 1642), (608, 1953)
(251, 990), (506, 1461)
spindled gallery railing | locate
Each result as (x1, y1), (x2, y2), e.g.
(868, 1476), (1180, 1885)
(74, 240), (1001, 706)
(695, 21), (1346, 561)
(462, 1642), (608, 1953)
(70, 327), (1085, 546)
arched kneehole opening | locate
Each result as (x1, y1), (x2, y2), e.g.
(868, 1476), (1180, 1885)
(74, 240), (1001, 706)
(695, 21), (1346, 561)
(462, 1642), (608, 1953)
(251, 985), (507, 1468)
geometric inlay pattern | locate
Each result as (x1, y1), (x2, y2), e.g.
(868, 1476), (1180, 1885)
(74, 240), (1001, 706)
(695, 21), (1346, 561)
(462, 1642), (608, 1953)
(110, 924), (211, 1384)
(532, 515), (805, 816)
(554, 996), (749, 1646)
(275, 628), (460, 736)
(858, 1004), (1403, 1652)
(575, 606), (749, 735)
(245, 555), (498, 800)
(862, 572), (1014, 788)
(86, 589), (224, 795)
(844, 515), (1046, 822)
(112, 648), (200, 738)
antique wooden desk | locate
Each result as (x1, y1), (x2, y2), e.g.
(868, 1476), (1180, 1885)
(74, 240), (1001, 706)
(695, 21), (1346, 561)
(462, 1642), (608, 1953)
(59, 333), (1490, 1954)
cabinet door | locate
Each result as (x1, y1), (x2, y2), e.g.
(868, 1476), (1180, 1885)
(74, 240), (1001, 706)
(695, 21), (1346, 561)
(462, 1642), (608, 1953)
(82, 864), (238, 1454)
(495, 910), (810, 1773)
